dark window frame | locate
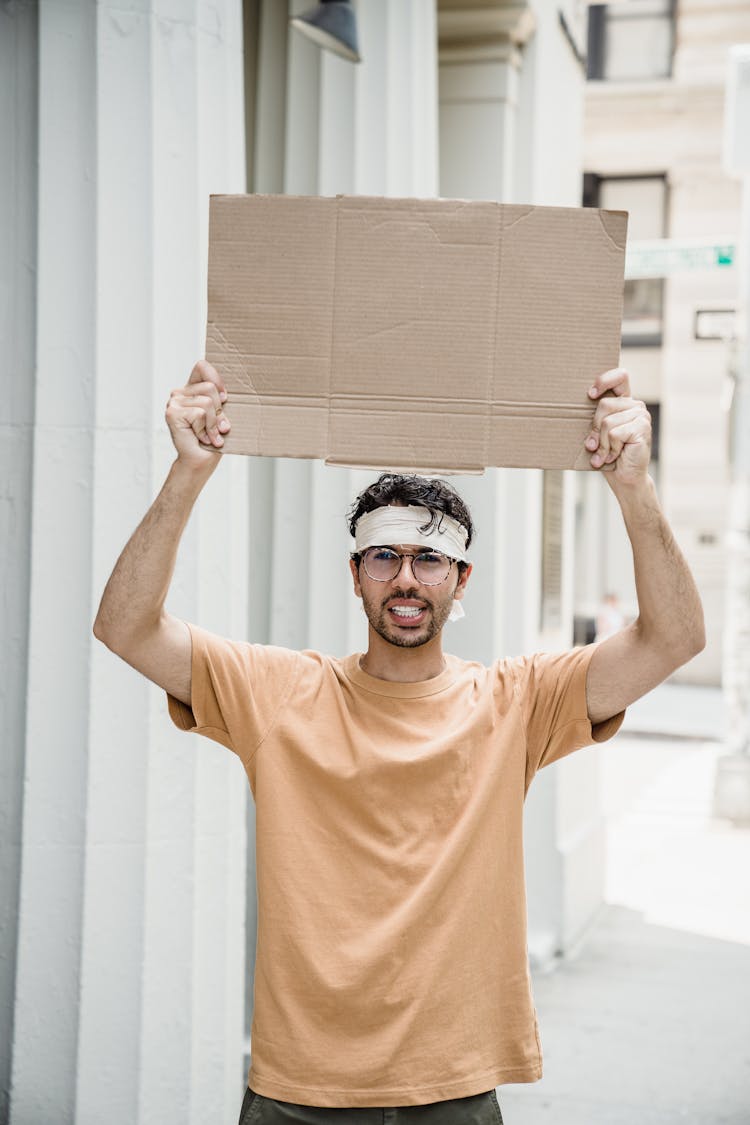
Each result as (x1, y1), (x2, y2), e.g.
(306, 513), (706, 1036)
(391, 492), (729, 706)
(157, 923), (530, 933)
(583, 172), (669, 348)
(586, 0), (677, 83)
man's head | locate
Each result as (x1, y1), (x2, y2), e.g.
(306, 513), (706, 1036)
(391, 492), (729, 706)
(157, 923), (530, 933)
(347, 474), (474, 650)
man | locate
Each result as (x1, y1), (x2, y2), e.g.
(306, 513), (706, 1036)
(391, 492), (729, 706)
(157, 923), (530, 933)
(94, 360), (704, 1125)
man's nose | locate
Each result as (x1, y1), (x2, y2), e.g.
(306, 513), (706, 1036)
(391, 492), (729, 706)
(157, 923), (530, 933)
(393, 555), (418, 584)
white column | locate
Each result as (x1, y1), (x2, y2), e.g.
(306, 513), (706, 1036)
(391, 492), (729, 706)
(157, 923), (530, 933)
(11, 3), (97, 1117)
(11, 4), (248, 1123)
(0, 3), (39, 1118)
(439, 0), (534, 203)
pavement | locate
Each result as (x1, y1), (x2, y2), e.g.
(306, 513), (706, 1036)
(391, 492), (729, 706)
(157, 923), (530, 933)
(498, 681), (750, 1125)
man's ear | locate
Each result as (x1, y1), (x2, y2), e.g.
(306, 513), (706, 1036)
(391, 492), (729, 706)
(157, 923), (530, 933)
(349, 557), (363, 598)
(454, 562), (472, 601)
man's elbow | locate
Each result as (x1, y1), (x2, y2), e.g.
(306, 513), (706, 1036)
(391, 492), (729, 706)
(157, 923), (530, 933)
(686, 619), (707, 660)
(92, 611), (108, 645)
(634, 610), (706, 674)
(670, 612), (706, 668)
(93, 612), (120, 654)
(92, 609), (136, 657)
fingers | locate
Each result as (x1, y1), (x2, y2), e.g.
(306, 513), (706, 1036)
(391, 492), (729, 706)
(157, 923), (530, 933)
(586, 400), (650, 468)
(188, 359), (227, 402)
(588, 367), (631, 400)
(596, 420), (651, 470)
(166, 379), (231, 448)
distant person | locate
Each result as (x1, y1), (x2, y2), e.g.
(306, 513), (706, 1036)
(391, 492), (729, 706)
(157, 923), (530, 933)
(596, 592), (626, 641)
(94, 364), (704, 1124)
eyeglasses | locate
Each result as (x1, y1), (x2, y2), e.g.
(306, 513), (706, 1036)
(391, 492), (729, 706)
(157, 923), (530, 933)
(358, 546), (455, 585)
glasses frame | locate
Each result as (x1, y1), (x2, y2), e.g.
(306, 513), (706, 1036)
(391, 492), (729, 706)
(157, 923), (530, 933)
(354, 546), (457, 586)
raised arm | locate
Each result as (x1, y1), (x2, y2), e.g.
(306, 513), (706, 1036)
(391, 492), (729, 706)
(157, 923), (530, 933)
(93, 360), (231, 704)
(583, 368), (705, 724)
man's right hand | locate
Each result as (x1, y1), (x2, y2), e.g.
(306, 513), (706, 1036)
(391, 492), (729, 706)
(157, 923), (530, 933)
(166, 359), (231, 467)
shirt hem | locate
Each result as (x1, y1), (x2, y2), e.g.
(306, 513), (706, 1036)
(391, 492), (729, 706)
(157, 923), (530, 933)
(247, 1063), (543, 1107)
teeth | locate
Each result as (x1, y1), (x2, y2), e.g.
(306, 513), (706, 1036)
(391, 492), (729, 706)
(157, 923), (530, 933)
(391, 606), (423, 617)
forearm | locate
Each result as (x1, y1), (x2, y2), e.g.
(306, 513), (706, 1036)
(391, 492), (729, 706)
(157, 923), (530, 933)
(608, 473), (705, 658)
(93, 456), (217, 648)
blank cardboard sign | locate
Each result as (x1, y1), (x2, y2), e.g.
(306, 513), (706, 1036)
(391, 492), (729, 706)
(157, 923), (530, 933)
(206, 194), (627, 473)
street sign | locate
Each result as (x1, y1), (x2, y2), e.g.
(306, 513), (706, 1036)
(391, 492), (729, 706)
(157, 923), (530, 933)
(625, 238), (737, 279)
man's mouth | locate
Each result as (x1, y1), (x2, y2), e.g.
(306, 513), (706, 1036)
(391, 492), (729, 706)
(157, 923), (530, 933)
(386, 600), (429, 625)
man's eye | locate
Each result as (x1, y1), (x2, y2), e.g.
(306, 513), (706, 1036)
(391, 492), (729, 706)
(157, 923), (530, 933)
(417, 553), (444, 566)
(371, 549), (398, 562)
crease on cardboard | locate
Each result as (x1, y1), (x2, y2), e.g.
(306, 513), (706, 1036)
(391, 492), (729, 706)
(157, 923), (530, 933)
(596, 209), (627, 252)
(500, 204), (536, 232)
(208, 321), (261, 454)
(350, 318), (424, 346)
(344, 210), (474, 249)
(229, 390), (328, 403)
(323, 453), (485, 475)
(210, 322), (258, 397)
(491, 400), (593, 418)
(339, 197), (490, 249)
(330, 393), (489, 406)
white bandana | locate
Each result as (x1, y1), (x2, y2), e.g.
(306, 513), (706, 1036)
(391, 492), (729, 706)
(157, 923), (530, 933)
(353, 505), (468, 561)
(353, 505), (469, 623)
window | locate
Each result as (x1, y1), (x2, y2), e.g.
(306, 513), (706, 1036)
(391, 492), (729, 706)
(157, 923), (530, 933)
(587, 1), (676, 82)
(583, 173), (668, 346)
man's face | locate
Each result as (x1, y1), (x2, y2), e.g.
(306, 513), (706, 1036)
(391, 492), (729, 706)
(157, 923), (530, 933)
(349, 543), (471, 649)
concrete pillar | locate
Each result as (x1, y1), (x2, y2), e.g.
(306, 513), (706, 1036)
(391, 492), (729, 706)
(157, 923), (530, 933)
(10, 3), (248, 1123)
(0, 4), (38, 1120)
(438, 1), (534, 202)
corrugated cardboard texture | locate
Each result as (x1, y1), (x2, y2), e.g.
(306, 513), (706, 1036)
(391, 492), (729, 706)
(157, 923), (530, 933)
(206, 194), (627, 473)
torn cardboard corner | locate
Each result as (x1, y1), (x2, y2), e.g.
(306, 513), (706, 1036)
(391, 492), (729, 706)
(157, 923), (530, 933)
(206, 193), (627, 473)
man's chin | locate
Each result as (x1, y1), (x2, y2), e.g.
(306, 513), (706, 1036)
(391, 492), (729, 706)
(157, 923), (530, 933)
(373, 616), (439, 649)
(381, 628), (433, 649)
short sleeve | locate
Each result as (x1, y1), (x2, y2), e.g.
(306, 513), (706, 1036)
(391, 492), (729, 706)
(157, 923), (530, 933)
(166, 622), (300, 763)
(511, 644), (625, 786)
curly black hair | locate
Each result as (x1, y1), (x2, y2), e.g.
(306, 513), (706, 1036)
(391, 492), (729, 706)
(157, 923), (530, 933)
(347, 473), (475, 556)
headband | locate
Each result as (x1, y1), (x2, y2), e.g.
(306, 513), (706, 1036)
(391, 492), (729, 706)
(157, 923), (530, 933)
(353, 505), (468, 561)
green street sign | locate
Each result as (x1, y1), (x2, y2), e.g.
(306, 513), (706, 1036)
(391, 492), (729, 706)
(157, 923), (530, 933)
(625, 239), (737, 279)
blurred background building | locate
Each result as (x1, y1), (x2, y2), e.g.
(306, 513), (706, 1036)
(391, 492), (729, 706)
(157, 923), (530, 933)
(579, 0), (749, 688)
(2, 1), (747, 1122)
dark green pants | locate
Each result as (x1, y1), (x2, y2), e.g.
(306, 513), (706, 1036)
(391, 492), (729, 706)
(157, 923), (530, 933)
(238, 1086), (504, 1124)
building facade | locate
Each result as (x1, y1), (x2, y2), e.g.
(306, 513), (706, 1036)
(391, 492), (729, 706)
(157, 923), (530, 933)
(581, 0), (750, 685)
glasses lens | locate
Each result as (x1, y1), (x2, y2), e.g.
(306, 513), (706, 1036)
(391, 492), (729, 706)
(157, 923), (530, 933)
(413, 552), (451, 584)
(363, 548), (401, 581)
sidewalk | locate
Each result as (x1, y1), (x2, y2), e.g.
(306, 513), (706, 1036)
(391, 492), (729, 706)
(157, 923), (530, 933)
(499, 685), (750, 1125)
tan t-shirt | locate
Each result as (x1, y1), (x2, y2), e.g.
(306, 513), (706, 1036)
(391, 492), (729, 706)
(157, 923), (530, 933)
(168, 626), (624, 1108)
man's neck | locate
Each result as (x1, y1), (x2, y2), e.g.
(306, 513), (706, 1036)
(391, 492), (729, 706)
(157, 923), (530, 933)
(359, 629), (447, 683)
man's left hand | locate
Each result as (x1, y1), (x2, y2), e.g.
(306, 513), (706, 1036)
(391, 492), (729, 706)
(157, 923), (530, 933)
(586, 368), (651, 486)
